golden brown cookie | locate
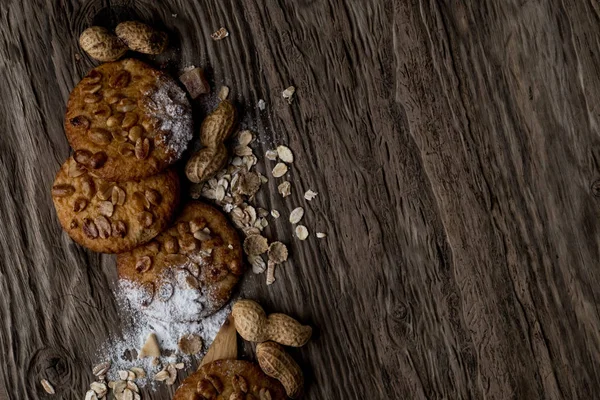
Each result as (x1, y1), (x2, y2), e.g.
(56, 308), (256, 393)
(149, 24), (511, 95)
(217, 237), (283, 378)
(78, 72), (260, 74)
(173, 360), (286, 400)
(64, 58), (193, 181)
(51, 157), (180, 253)
(116, 202), (244, 321)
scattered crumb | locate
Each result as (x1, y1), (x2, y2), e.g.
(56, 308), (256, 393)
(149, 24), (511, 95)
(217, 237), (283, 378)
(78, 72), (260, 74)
(282, 86), (296, 104)
(249, 255), (266, 274)
(211, 27), (229, 40)
(172, 13), (178, 18)
(265, 150), (278, 161)
(316, 232), (327, 238)
(304, 190), (318, 201)
(278, 181), (291, 197)
(266, 261), (276, 285)
(257, 99), (266, 110)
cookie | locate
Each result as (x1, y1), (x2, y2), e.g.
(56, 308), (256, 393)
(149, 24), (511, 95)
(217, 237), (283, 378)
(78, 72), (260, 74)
(116, 202), (244, 322)
(51, 157), (180, 253)
(173, 360), (286, 400)
(64, 58), (193, 181)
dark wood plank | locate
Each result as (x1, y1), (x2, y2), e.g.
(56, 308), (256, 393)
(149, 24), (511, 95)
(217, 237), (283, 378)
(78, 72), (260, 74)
(1, 0), (600, 399)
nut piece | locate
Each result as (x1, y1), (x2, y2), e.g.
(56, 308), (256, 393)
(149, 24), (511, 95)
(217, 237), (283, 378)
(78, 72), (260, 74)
(111, 219), (127, 238)
(97, 201), (114, 217)
(178, 334), (203, 355)
(243, 234), (269, 256)
(179, 68), (210, 99)
(115, 21), (168, 54)
(135, 137), (151, 160)
(92, 361), (111, 377)
(145, 189), (162, 206)
(185, 144), (229, 184)
(82, 218), (99, 239)
(52, 184), (75, 198)
(109, 70), (131, 88)
(256, 342), (304, 399)
(89, 128), (112, 145)
(95, 216), (112, 239)
(138, 211), (154, 228)
(79, 26), (128, 61)
(135, 256), (152, 273)
(211, 27), (229, 40)
(138, 333), (161, 358)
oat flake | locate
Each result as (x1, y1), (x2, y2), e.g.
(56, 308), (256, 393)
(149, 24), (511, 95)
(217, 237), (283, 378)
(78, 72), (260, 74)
(304, 190), (318, 200)
(289, 207), (304, 224)
(277, 145), (294, 163)
(295, 225), (309, 240)
(272, 163), (288, 178)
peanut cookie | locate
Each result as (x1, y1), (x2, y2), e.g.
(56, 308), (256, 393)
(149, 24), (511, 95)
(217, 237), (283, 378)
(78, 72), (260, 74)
(64, 58), (193, 181)
(51, 157), (180, 253)
(116, 202), (244, 322)
(173, 360), (286, 400)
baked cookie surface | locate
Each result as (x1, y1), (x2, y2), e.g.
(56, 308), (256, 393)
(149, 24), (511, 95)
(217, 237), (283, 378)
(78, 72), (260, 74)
(51, 157), (180, 253)
(173, 360), (286, 400)
(64, 58), (193, 181)
(116, 202), (244, 322)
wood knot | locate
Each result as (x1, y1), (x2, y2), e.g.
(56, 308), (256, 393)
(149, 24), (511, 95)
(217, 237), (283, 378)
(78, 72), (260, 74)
(27, 347), (76, 396)
(591, 179), (600, 197)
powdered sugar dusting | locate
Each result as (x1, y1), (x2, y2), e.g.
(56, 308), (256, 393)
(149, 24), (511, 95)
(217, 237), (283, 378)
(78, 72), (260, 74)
(122, 268), (214, 323)
(93, 271), (232, 389)
(150, 76), (193, 160)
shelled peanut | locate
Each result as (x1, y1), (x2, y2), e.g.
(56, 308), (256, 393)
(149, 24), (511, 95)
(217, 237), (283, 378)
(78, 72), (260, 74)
(185, 99), (237, 183)
(232, 299), (312, 347)
(256, 342), (304, 399)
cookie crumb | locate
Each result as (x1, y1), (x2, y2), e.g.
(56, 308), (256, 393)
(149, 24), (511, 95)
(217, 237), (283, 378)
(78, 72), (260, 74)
(282, 86), (295, 104)
(304, 190), (318, 200)
(211, 27), (229, 40)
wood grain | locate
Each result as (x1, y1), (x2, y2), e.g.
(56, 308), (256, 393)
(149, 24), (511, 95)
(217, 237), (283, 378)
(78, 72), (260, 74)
(1, 0), (600, 399)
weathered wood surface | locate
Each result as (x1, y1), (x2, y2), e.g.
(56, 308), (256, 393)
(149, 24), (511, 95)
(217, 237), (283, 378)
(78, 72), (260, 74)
(1, 0), (600, 398)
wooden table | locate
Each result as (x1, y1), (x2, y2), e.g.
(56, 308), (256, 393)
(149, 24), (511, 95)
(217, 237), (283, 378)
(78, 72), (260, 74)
(1, 0), (600, 398)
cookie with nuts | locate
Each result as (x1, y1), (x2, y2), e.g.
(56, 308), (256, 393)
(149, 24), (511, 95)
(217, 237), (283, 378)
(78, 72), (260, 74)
(64, 58), (193, 181)
(116, 202), (244, 322)
(173, 359), (286, 400)
(51, 157), (180, 253)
